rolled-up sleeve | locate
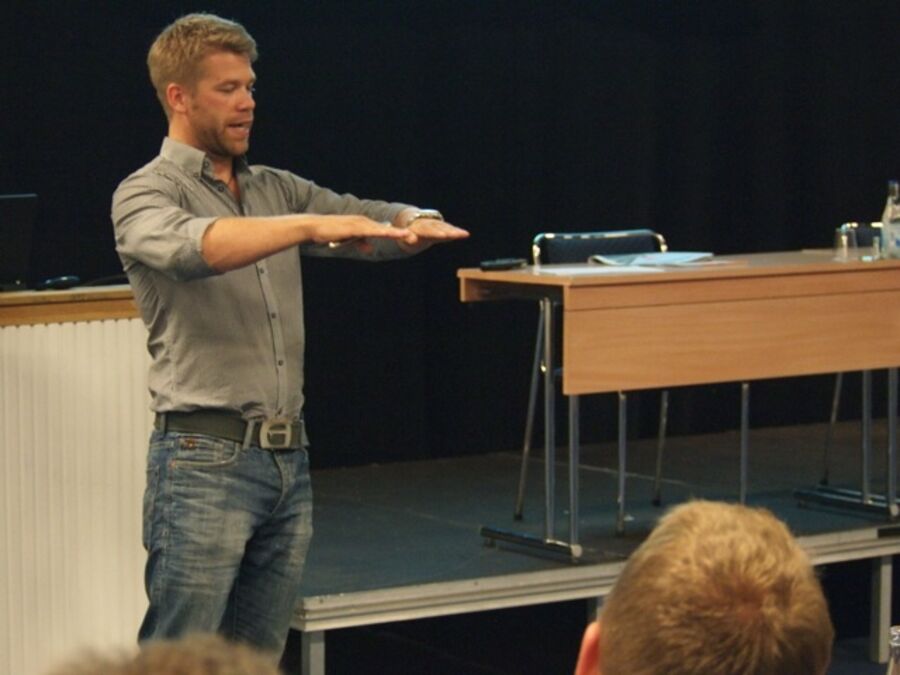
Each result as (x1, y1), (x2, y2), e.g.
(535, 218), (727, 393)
(112, 174), (217, 281)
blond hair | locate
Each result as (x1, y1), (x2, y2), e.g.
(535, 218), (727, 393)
(45, 633), (282, 675)
(599, 501), (833, 675)
(147, 13), (258, 117)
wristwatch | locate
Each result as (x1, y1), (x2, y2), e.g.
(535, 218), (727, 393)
(403, 209), (444, 227)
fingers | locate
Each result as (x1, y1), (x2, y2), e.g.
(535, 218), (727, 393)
(394, 218), (469, 253)
(315, 215), (468, 251)
(407, 218), (470, 242)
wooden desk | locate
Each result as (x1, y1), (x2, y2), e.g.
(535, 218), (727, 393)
(0, 285), (150, 675)
(459, 250), (900, 556)
(0, 285), (139, 326)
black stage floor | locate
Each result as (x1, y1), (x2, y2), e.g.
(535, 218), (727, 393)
(284, 420), (900, 674)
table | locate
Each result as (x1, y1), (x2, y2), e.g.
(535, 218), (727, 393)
(0, 286), (149, 675)
(0, 285), (138, 325)
(458, 250), (900, 557)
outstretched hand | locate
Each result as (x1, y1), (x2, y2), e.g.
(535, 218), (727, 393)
(309, 215), (411, 247)
(396, 218), (470, 252)
(317, 214), (469, 254)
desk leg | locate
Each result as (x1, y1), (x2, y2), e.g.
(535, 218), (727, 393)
(863, 370), (873, 503)
(795, 368), (900, 518)
(479, 297), (581, 559)
(542, 298), (556, 542)
(301, 630), (325, 675)
(888, 368), (898, 517)
(569, 395), (580, 547)
(653, 390), (670, 506)
(515, 312), (546, 520)
(870, 555), (892, 663)
(617, 392), (627, 535)
(739, 383), (749, 504)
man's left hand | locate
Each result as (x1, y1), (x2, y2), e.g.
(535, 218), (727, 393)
(397, 217), (470, 252)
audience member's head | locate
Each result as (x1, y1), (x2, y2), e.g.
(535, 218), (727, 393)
(46, 632), (282, 675)
(575, 500), (834, 675)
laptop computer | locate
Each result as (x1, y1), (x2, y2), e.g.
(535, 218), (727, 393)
(0, 193), (37, 291)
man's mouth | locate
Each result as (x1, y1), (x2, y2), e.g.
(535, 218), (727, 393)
(227, 120), (253, 136)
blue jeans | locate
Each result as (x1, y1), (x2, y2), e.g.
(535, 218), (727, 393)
(139, 430), (313, 655)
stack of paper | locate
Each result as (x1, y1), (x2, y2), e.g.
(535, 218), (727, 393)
(589, 251), (714, 266)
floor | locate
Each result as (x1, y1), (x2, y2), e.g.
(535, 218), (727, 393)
(281, 419), (899, 674)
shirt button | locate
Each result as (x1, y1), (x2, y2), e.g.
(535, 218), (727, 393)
(217, 185), (225, 192)
(277, 360), (284, 366)
(270, 312), (277, 319)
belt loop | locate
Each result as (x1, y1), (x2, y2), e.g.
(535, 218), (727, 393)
(242, 419), (257, 450)
(158, 412), (167, 433)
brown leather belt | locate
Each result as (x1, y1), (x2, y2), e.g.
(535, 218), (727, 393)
(154, 410), (304, 450)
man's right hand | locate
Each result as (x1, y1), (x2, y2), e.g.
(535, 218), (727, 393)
(304, 215), (410, 247)
(201, 214), (411, 272)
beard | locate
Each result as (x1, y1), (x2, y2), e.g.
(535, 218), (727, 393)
(194, 124), (249, 160)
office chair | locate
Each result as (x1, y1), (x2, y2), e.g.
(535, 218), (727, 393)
(514, 229), (670, 528)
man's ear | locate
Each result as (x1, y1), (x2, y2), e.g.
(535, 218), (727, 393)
(575, 619), (602, 675)
(165, 82), (189, 115)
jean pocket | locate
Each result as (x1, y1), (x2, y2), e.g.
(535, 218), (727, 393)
(169, 434), (242, 469)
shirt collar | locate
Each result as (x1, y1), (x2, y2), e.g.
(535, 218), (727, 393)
(160, 137), (251, 178)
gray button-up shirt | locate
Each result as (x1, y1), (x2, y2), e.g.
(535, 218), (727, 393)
(112, 138), (412, 421)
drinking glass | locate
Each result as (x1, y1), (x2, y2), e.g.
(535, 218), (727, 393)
(834, 224), (858, 261)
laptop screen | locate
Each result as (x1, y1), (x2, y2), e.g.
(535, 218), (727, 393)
(0, 193), (37, 291)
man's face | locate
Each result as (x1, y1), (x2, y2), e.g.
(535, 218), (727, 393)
(180, 51), (256, 160)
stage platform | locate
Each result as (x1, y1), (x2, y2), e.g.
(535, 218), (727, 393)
(290, 419), (900, 674)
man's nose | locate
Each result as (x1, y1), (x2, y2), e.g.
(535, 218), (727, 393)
(239, 89), (255, 110)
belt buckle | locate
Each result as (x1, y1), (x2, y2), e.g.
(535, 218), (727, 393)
(260, 417), (293, 449)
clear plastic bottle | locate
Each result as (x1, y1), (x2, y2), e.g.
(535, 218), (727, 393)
(887, 625), (900, 674)
(881, 180), (900, 258)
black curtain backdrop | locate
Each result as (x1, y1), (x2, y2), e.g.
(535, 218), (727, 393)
(4, 1), (900, 468)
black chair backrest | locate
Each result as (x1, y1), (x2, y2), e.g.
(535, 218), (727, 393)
(842, 222), (882, 247)
(532, 229), (667, 265)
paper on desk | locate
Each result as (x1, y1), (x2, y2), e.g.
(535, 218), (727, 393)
(589, 251), (714, 266)
(535, 264), (664, 276)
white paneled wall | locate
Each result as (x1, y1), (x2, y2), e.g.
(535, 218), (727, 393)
(1, 318), (152, 675)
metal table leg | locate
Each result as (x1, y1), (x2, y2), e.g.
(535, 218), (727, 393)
(863, 370), (873, 503)
(739, 383), (749, 504)
(795, 368), (900, 519)
(542, 297), (556, 541)
(888, 368), (898, 517)
(301, 630), (326, 675)
(652, 390), (669, 506)
(569, 394), (580, 547)
(617, 392), (627, 534)
(480, 297), (582, 559)
(870, 555), (892, 663)
(514, 312), (545, 520)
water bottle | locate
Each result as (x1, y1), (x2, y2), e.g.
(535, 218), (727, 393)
(888, 625), (900, 674)
(882, 180), (900, 258)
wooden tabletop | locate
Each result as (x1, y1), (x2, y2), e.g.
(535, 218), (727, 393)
(458, 249), (900, 298)
(0, 285), (139, 327)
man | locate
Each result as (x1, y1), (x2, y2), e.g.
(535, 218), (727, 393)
(574, 500), (833, 675)
(111, 13), (468, 656)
